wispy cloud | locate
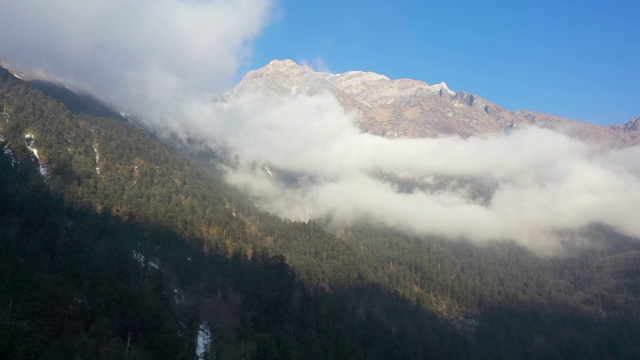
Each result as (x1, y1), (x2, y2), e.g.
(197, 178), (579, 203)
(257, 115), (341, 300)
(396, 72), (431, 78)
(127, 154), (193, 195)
(300, 57), (331, 73)
(185, 91), (640, 253)
(0, 0), (275, 119)
(2, 1), (639, 254)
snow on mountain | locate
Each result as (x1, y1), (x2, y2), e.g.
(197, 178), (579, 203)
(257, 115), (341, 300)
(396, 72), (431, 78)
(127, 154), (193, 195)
(1, 136), (18, 168)
(24, 134), (49, 178)
(196, 321), (213, 360)
(93, 144), (100, 175)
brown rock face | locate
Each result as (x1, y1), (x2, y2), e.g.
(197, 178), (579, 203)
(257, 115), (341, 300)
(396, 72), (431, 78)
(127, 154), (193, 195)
(226, 60), (640, 147)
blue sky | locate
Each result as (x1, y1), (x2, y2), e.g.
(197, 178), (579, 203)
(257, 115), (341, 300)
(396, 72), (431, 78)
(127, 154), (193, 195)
(246, 0), (640, 126)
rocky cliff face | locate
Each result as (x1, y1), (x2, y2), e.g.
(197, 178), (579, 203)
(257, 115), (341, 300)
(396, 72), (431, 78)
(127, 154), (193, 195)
(609, 117), (640, 147)
(226, 59), (640, 147)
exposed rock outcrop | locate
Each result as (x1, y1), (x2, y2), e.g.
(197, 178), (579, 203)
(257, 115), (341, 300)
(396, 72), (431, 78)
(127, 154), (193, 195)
(225, 59), (640, 146)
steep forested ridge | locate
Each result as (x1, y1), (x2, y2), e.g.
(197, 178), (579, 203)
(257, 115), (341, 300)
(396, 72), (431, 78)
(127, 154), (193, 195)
(1, 66), (639, 359)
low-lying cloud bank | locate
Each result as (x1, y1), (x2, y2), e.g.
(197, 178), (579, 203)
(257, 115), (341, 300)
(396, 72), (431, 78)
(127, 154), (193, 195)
(188, 92), (640, 253)
(2, 1), (639, 253)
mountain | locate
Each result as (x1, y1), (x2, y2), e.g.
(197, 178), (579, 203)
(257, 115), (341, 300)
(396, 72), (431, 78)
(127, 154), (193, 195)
(2, 64), (640, 359)
(28, 79), (127, 120)
(226, 59), (640, 147)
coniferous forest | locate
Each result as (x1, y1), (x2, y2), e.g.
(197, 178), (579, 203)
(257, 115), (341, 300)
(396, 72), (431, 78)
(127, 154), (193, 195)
(1, 66), (640, 359)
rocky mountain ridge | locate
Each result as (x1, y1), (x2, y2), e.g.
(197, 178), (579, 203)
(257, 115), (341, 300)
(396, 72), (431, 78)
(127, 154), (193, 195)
(226, 59), (640, 147)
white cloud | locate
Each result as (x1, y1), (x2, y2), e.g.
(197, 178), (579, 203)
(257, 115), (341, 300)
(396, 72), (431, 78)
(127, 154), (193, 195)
(2, 0), (639, 254)
(0, 0), (275, 120)
(185, 91), (640, 253)
(300, 57), (331, 73)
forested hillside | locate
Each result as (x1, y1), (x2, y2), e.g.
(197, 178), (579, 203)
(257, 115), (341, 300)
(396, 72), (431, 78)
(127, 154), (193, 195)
(1, 66), (639, 359)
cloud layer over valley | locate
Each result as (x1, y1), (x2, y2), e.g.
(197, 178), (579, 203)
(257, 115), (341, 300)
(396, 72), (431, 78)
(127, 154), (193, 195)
(2, 1), (640, 253)
(190, 92), (640, 253)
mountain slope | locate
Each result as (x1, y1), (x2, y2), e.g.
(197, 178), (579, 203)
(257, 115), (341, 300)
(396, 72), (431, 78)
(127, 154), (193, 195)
(227, 60), (639, 146)
(2, 65), (640, 359)
(1, 65), (471, 359)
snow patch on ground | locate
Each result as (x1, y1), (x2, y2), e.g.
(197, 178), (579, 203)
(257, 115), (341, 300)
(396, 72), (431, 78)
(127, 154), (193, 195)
(132, 250), (145, 265)
(132, 250), (161, 270)
(93, 144), (100, 174)
(173, 288), (185, 305)
(1, 135), (18, 168)
(24, 134), (49, 178)
(196, 321), (213, 360)
(3, 145), (18, 168)
(425, 82), (456, 96)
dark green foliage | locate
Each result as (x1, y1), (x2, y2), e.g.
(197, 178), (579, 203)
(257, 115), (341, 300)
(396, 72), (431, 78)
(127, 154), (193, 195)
(1, 66), (639, 358)
(29, 80), (126, 121)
